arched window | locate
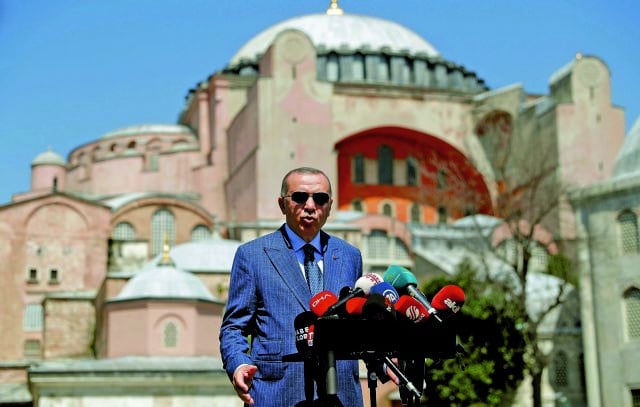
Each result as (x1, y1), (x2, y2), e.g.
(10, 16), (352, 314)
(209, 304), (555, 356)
(112, 221), (136, 241)
(163, 322), (178, 348)
(367, 230), (389, 259)
(410, 203), (421, 224)
(624, 287), (640, 340)
(352, 199), (364, 212)
(24, 304), (43, 331)
(382, 202), (393, 217)
(353, 154), (365, 184)
(378, 145), (394, 185)
(437, 206), (448, 224)
(407, 157), (418, 186)
(352, 53), (365, 81)
(618, 210), (639, 254)
(392, 237), (410, 260)
(326, 53), (340, 81)
(191, 224), (211, 241)
(552, 351), (569, 387)
(151, 209), (175, 256)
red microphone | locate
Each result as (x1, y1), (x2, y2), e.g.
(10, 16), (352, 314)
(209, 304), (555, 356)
(395, 295), (430, 323)
(431, 285), (465, 319)
(309, 291), (339, 317)
(344, 297), (367, 316)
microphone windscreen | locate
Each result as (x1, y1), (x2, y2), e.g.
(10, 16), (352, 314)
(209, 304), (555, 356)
(395, 295), (429, 323)
(431, 285), (466, 318)
(338, 286), (353, 299)
(345, 297), (367, 316)
(294, 311), (317, 352)
(383, 265), (418, 290)
(362, 293), (396, 321)
(309, 291), (338, 317)
(369, 282), (399, 306)
(354, 273), (384, 295)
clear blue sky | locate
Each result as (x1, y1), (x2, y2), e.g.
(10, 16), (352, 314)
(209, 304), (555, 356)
(1, 0), (638, 204)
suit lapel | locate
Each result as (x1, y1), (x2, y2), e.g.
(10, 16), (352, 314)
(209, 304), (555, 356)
(321, 232), (343, 295)
(265, 228), (311, 310)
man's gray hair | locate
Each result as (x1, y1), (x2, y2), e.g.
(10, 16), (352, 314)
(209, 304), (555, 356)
(280, 167), (332, 196)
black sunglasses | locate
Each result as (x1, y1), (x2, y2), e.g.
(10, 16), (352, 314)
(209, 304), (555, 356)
(283, 191), (331, 205)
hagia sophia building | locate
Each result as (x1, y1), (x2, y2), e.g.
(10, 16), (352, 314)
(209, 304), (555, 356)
(1, 1), (639, 406)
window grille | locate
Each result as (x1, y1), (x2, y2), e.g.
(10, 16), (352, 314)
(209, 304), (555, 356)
(367, 230), (389, 259)
(191, 224), (211, 241)
(632, 389), (640, 407)
(378, 145), (393, 185)
(382, 203), (393, 217)
(164, 322), (178, 348)
(24, 304), (43, 331)
(112, 222), (136, 241)
(553, 351), (569, 386)
(407, 157), (418, 186)
(151, 209), (175, 256)
(625, 288), (640, 340)
(352, 200), (363, 212)
(619, 211), (639, 254)
(353, 154), (365, 184)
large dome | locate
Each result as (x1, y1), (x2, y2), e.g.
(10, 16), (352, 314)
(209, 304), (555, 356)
(230, 13), (439, 66)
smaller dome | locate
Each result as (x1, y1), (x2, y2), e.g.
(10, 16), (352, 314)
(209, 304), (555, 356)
(101, 124), (194, 140)
(612, 116), (640, 179)
(32, 149), (66, 166)
(113, 260), (216, 303)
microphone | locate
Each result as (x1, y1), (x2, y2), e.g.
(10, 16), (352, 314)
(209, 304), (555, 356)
(362, 293), (396, 320)
(395, 295), (429, 323)
(294, 311), (319, 403)
(344, 297), (367, 316)
(309, 291), (338, 317)
(431, 285), (466, 319)
(322, 273), (382, 316)
(294, 311), (317, 352)
(368, 282), (399, 309)
(383, 265), (442, 322)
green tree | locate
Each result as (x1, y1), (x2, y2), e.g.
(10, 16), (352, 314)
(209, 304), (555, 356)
(420, 260), (526, 406)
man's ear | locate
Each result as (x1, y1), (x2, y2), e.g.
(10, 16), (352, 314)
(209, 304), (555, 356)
(278, 197), (286, 214)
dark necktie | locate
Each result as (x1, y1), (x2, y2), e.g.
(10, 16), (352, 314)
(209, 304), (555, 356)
(303, 244), (323, 295)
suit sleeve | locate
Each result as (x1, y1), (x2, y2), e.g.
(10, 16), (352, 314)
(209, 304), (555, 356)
(219, 244), (257, 379)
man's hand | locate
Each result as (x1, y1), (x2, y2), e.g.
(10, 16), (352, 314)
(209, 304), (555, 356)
(385, 358), (400, 385)
(233, 364), (258, 405)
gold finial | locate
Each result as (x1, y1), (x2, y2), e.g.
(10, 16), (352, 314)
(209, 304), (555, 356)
(326, 0), (343, 15)
(159, 232), (175, 266)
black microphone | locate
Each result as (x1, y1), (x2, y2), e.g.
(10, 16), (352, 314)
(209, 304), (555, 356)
(362, 293), (396, 321)
(294, 311), (318, 403)
(294, 311), (317, 352)
(322, 273), (382, 316)
(383, 265), (442, 322)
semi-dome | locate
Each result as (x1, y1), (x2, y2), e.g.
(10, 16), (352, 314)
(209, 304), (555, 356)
(32, 149), (66, 166)
(112, 258), (216, 303)
(612, 116), (640, 179)
(230, 12), (439, 66)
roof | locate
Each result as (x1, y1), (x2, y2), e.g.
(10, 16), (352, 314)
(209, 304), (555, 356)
(612, 115), (640, 179)
(101, 124), (194, 140)
(32, 149), (66, 166)
(111, 259), (217, 303)
(230, 12), (439, 66)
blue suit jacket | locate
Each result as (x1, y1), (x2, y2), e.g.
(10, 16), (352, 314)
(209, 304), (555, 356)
(220, 226), (364, 406)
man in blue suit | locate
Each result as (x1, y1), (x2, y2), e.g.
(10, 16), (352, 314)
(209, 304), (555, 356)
(220, 167), (364, 406)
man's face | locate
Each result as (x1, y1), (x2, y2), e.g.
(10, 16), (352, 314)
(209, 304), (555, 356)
(278, 172), (333, 242)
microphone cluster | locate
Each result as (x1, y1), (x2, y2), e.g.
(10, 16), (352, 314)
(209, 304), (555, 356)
(295, 266), (466, 353)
